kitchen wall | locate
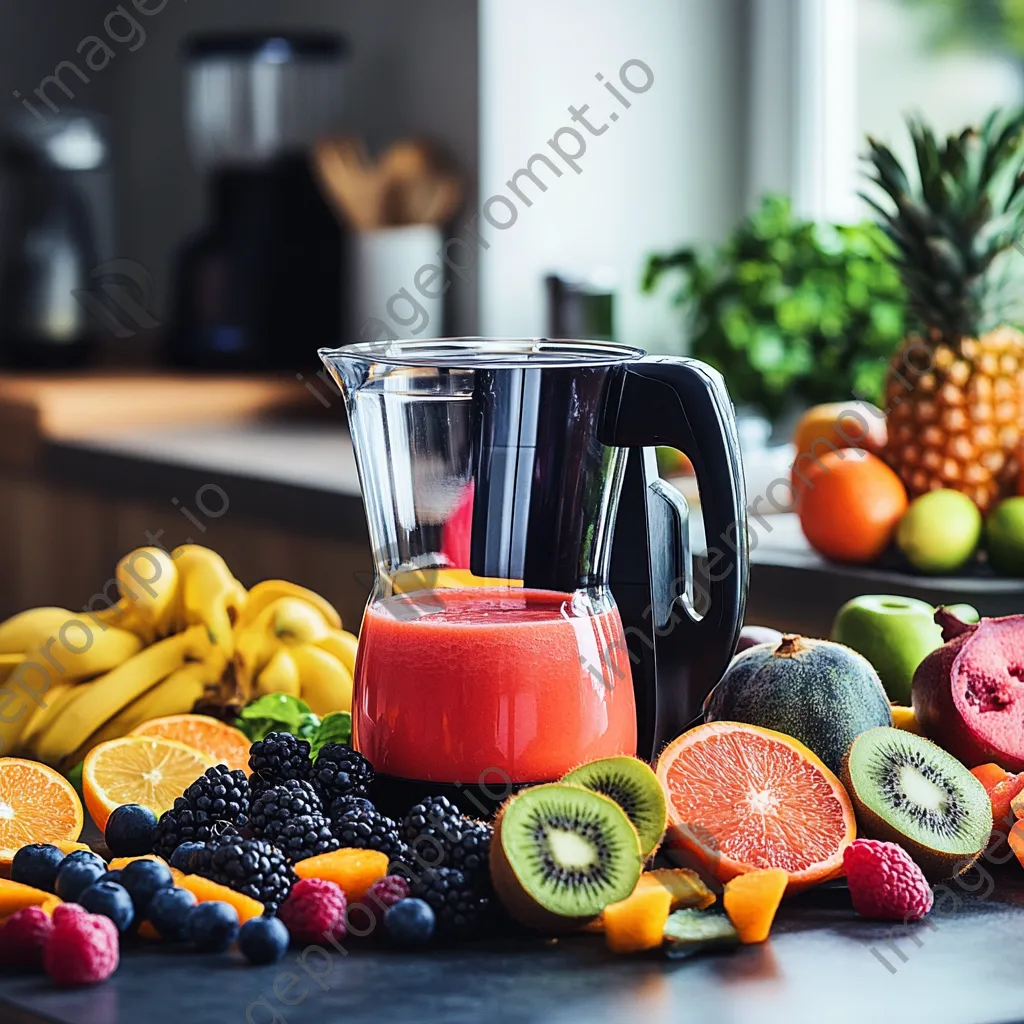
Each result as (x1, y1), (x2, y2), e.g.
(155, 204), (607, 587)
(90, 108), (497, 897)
(477, 0), (748, 351)
(1, 0), (480, 340)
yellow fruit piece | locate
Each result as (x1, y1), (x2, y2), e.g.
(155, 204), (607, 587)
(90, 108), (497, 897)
(178, 874), (264, 923)
(603, 884), (672, 954)
(0, 877), (54, 917)
(723, 868), (789, 944)
(107, 855), (170, 871)
(172, 545), (247, 652)
(39, 894), (63, 915)
(584, 869), (716, 933)
(116, 546), (180, 636)
(294, 848), (389, 901)
(256, 648), (301, 698)
(131, 714), (251, 775)
(0, 758), (83, 860)
(83, 736), (215, 832)
(391, 568), (522, 593)
(890, 705), (923, 735)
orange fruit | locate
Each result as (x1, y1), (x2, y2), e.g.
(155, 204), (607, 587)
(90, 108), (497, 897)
(0, 758), (83, 860)
(792, 401), (886, 472)
(131, 714), (251, 775)
(82, 736), (215, 833)
(656, 722), (856, 893)
(293, 848), (389, 900)
(797, 448), (907, 563)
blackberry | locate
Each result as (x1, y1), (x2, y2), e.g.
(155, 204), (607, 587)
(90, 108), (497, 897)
(402, 795), (463, 847)
(249, 780), (323, 839)
(152, 765), (249, 859)
(190, 835), (295, 911)
(327, 795), (375, 820)
(271, 815), (340, 863)
(448, 820), (493, 885)
(408, 867), (489, 938)
(249, 732), (312, 792)
(331, 806), (408, 861)
(311, 744), (374, 802)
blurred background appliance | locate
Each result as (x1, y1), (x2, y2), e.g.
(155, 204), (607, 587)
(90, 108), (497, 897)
(0, 113), (110, 368)
(166, 31), (348, 370)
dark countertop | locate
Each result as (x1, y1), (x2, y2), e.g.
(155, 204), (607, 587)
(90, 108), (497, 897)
(3, 880), (1024, 1024)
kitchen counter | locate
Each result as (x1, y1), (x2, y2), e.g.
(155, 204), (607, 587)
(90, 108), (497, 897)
(3, 878), (1023, 1024)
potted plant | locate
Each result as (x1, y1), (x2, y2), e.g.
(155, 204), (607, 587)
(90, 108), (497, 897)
(642, 195), (906, 425)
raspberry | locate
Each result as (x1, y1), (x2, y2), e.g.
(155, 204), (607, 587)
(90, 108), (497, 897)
(44, 910), (119, 986)
(278, 877), (347, 944)
(843, 839), (933, 921)
(360, 875), (410, 927)
(0, 907), (53, 968)
(52, 904), (88, 925)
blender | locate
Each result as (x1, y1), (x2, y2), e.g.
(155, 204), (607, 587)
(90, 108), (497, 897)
(167, 32), (347, 370)
(320, 339), (748, 815)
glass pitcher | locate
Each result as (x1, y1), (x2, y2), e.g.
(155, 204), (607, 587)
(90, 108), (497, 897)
(320, 339), (747, 805)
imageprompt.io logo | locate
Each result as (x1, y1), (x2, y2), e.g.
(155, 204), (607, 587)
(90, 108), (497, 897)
(73, 258), (161, 338)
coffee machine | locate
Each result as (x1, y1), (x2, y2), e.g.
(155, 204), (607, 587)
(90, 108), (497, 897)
(167, 32), (347, 370)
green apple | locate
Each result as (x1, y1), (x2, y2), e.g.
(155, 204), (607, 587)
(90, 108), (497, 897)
(831, 594), (944, 704)
(986, 497), (1024, 576)
(896, 490), (982, 574)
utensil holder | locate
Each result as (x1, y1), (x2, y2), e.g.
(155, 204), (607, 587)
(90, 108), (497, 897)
(350, 225), (444, 341)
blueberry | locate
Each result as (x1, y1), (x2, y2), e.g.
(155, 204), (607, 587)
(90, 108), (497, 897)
(55, 858), (106, 902)
(119, 858), (174, 915)
(168, 842), (205, 873)
(147, 887), (198, 941)
(10, 844), (65, 892)
(78, 881), (135, 932)
(97, 869), (123, 885)
(187, 901), (239, 953)
(62, 849), (107, 871)
(104, 804), (157, 857)
(384, 898), (435, 946)
(238, 916), (289, 965)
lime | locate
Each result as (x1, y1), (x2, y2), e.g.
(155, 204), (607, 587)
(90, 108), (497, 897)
(896, 490), (982, 574)
(986, 497), (1024, 576)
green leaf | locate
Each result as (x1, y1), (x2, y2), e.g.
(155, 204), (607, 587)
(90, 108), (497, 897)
(235, 693), (320, 744)
(64, 761), (84, 799)
(310, 711), (353, 758)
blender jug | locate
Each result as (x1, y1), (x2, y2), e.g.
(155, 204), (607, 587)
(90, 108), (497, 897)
(320, 339), (747, 814)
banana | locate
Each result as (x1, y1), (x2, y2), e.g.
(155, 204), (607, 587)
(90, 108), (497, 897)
(61, 662), (213, 770)
(35, 625), (143, 687)
(244, 597), (333, 645)
(238, 580), (341, 630)
(0, 654), (28, 755)
(32, 625), (213, 766)
(85, 598), (154, 643)
(172, 545), (247, 653)
(256, 648), (301, 697)
(312, 629), (359, 675)
(233, 627), (277, 700)
(18, 681), (76, 755)
(116, 546), (180, 638)
(291, 644), (353, 717)
(0, 608), (76, 654)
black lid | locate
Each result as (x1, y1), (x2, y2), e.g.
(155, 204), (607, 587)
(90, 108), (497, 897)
(184, 31), (347, 61)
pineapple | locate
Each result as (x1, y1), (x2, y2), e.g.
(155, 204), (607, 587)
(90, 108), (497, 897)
(865, 112), (1024, 512)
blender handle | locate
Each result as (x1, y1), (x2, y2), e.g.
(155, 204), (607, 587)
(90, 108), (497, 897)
(602, 356), (748, 754)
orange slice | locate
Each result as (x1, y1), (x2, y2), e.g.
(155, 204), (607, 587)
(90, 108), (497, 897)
(656, 722), (856, 893)
(177, 874), (264, 923)
(131, 714), (251, 775)
(0, 758), (83, 860)
(83, 736), (215, 832)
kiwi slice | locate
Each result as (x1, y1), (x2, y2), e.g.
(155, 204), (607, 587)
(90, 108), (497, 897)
(562, 756), (667, 858)
(842, 727), (990, 880)
(490, 783), (643, 932)
(663, 909), (740, 960)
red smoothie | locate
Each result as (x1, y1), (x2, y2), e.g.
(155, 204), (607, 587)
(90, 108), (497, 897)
(353, 587), (636, 783)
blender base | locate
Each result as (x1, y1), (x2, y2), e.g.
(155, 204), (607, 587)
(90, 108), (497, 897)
(372, 773), (536, 820)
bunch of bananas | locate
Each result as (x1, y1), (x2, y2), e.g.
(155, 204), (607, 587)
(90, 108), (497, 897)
(0, 544), (358, 770)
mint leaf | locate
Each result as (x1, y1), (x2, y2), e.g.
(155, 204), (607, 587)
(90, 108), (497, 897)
(310, 711), (352, 758)
(235, 693), (320, 744)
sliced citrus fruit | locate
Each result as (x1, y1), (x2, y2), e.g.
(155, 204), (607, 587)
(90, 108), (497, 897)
(131, 714), (251, 775)
(0, 757), (83, 860)
(83, 736), (215, 832)
(656, 722), (855, 893)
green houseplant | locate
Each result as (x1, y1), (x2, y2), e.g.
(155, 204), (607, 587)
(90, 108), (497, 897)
(642, 195), (907, 422)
